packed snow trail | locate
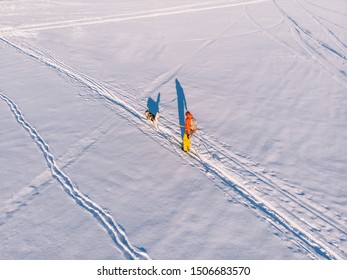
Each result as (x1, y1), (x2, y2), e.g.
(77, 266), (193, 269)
(0, 117), (117, 226)
(158, 124), (344, 260)
(0, 91), (150, 260)
(272, 0), (347, 88)
(1, 0), (346, 259)
(0, 32), (345, 259)
(0, 0), (270, 33)
(1, 34), (344, 259)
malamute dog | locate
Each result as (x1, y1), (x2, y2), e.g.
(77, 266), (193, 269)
(145, 109), (159, 129)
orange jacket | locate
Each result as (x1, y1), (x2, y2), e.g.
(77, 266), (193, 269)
(185, 111), (193, 135)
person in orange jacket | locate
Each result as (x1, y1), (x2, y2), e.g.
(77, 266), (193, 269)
(183, 111), (197, 151)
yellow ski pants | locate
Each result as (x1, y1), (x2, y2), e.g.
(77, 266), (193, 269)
(183, 134), (191, 151)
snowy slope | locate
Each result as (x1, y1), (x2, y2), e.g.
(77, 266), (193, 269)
(0, 0), (346, 260)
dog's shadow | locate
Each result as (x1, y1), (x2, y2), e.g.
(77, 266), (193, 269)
(147, 92), (160, 115)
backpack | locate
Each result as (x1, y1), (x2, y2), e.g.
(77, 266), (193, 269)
(190, 117), (197, 133)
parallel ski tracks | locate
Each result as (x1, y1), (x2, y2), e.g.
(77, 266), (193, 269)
(0, 0), (271, 34)
(193, 133), (347, 258)
(0, 91), (150, 260)
(272, 0), (347, 88)
(158, 117), (346, 260)
(1, 1), (346, 258)
(1, 34), (344, 260)
(0, 117), (117, 226)
(294, 0), (347, 56)
(195, 133), (347, 236)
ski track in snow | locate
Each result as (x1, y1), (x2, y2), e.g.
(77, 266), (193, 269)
(1, 33), (345, 259)
(0, 91), (150, 260)
(1, 1), (346, 260)
(243, 1), (347, 88)
(144, 13), (245, 96)
(297, 0), (347, 54)
(0, 116), (117, 226)
(272, 0), (347, 88)
(0, 0), (271, 34)
(303, 0), (347, 18)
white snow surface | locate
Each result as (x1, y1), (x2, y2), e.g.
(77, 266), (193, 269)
(0, 0), (346, 260)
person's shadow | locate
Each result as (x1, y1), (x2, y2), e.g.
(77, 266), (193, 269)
(147, 92), (161, 115)
(175, 79), (187, 138)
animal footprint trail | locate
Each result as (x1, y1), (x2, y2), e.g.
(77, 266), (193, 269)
(0, 91), (150, 260)
(1, 21), (344, 260)
(0, 117), (117, 226)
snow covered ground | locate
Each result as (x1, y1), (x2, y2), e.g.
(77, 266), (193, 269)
(0, 0), (346, 260)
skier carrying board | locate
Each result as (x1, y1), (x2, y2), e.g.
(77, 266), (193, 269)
(183, 111), (197, 152)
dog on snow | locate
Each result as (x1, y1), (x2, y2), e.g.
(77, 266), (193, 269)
(145, 109), (159, 129)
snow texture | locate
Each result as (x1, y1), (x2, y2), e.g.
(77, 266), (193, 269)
(0, 0), (346, 260)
